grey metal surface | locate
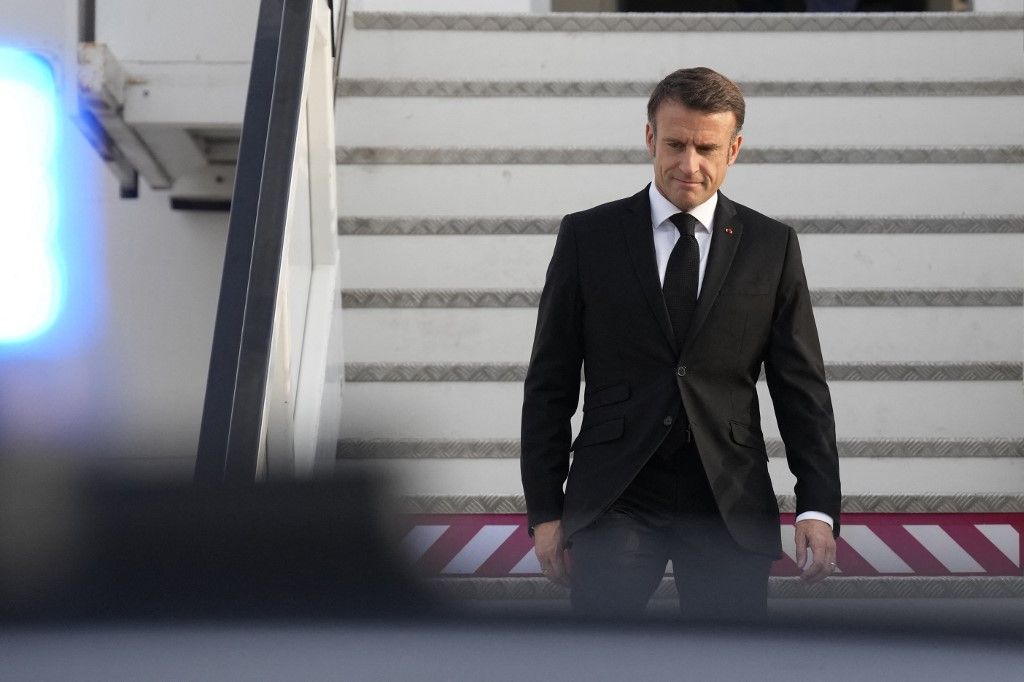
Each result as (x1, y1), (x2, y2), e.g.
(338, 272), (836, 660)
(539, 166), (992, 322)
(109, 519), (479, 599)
(400, 494), (1024, 514)
(431, 576), (1024, 600)
(344, 362), (1023, 383)
(352, 11), (1024, 33)
(340, 288), (1024, 308)
(337, 79), (1024, 98)
(3, 619), (1023, 681)
(338, 216), (1024, 235)
(337, 438), (1024, 460)
(336, 146), (1024, 165)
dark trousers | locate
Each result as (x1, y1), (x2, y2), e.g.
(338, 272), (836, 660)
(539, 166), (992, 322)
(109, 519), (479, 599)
(569, 421), (773, 620)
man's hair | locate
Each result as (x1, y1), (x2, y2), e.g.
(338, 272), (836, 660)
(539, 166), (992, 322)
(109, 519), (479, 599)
(647, 67), (745, 137)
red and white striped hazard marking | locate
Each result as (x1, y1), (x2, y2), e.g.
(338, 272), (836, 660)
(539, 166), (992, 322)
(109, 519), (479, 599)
(398, 514), (1024, 578)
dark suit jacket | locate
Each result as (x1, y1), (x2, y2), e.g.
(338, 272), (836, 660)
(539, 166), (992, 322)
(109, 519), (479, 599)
(521, 187), (841, 558)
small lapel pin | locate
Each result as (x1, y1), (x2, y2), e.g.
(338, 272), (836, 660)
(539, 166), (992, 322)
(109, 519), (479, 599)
(724, 226), (734, 235)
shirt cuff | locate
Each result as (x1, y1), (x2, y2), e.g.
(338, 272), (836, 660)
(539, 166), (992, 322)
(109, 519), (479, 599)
(795, 511), (834, 528)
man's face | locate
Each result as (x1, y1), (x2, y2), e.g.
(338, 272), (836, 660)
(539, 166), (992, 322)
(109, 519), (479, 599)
(645, 101), (743, 212)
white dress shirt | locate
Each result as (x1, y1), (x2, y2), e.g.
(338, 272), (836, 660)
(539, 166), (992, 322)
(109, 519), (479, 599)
(648, 183), (833, 531)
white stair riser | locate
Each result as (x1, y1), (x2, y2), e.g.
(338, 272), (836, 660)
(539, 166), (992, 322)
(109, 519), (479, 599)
(341, 30), (1024, 81)
(338, 234), (1024, 288)
(336, 457), (1024, 497)
(337, 165), (1024, 216)
(339, 382), (1024, 440)
(340, 308), (1024, 363)
(336, 97), (1024, 148)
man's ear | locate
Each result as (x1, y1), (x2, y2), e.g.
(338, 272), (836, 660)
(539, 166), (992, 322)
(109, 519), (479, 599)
(645, 122), (656, 159)
(728, 133), (743, 166)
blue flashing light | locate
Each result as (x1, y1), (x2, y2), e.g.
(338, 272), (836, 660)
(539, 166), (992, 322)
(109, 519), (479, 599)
(0, 47), (64, 345)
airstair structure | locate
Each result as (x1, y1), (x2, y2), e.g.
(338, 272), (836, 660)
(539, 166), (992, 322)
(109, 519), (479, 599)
(331, 9), (1024, 601)
(80, 2), (1024, 603)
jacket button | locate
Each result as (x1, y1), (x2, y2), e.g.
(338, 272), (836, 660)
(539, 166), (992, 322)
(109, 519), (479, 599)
(676, 365), (687, 377)
(663, 416), (673, 426)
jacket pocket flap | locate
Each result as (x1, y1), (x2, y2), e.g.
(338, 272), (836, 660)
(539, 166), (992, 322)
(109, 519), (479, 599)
(571, 417), (624, 451)
(584, 383), (630, 411)
(729, 420), (764, 449)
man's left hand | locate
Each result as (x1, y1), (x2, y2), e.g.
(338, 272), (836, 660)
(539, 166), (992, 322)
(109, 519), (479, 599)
(794, 519), (836, 583)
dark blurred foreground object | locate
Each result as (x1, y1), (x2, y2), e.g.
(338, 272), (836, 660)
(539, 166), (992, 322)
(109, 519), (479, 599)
(0, 458), (437, 621)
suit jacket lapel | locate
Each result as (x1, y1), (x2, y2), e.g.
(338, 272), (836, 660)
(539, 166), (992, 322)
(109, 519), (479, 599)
(622, 186), (676, 352)
(681, 192), (743, 353)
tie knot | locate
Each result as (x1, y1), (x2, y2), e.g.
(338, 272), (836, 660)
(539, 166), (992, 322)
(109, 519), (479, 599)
(669, 213), (698, 237)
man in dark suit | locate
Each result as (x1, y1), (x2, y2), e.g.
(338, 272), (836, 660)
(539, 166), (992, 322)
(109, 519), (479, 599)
(521, 68), (841, 618)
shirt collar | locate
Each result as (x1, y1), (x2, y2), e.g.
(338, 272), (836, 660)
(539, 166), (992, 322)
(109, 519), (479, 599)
(648, 182), (717, 234)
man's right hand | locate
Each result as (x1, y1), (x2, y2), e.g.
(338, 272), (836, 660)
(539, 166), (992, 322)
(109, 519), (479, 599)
(533, 520), (569, 586)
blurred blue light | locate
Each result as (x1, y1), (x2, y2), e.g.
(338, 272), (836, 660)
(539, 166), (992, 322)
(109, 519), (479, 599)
(0, 47), (64, 344)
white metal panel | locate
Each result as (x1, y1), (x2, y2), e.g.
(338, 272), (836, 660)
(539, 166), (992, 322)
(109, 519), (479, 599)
(335, 234), (1024, 289)
(335, 97), (1024, 148)
(334, 457), (1024, 497)
(95, 0), (259, 63)
(121, 62), (249, 127)
(339, 29), (1024, 81)
(338, 381), (1024, 440)
(336, 164), (1024, 217)
(338, 308), (1024, 363)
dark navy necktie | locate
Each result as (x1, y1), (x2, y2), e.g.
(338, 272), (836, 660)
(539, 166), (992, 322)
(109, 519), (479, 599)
(664, 213), (700, 352)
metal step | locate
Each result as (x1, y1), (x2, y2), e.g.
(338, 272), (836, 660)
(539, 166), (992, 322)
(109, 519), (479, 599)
(340, 289), (1023, 307)
(343, 362), (1022, 383)
(351, 12), (1022, 33)
(398, 494), (1024, 514)
(338, 438), (1024, 460)
(337, 78), (1024, 98)
(336, 146), (1024, 165)
(429, 576), (1024, 600)
(338, 216), (1024, 235)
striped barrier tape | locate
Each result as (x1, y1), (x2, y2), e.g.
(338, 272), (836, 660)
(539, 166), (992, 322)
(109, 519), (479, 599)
(399, 513), (1023, 578)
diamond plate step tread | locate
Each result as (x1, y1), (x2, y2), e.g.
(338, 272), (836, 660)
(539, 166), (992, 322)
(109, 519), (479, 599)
(337, 438), (1024, 460)
(336, 146), (1024, 165)
(399, 495), (1024, 514)
(340, 289), (1024, 308)
(344, 362), (1023, 383)
(352, 12), (1024, 33)
(429, 576), (1024, 600)
(337, 79), (1024, 98)
(338, 216), (1024, 235)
